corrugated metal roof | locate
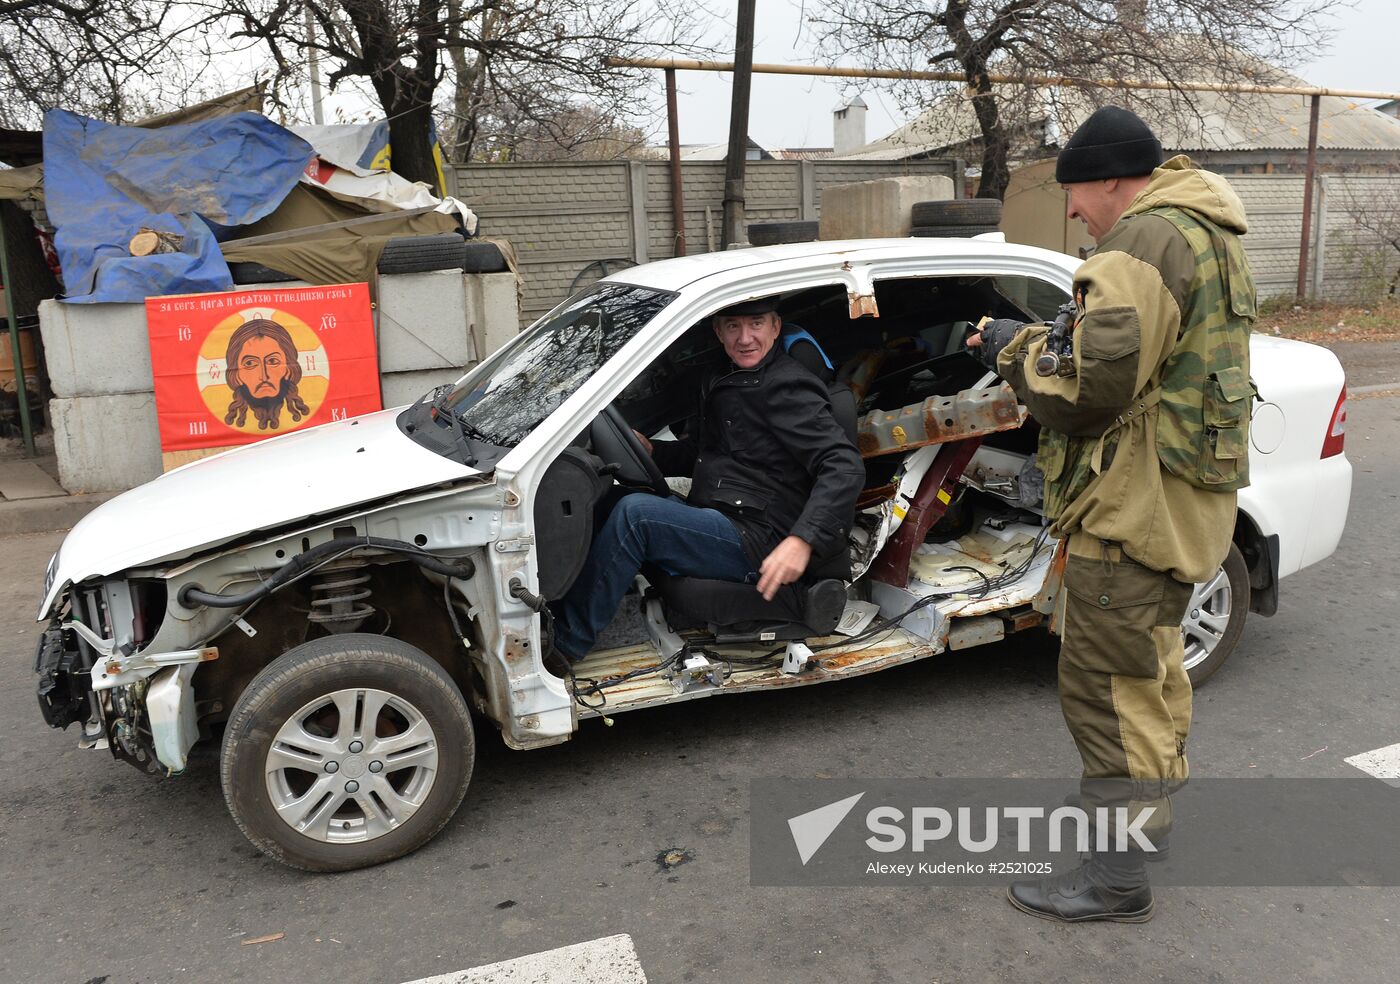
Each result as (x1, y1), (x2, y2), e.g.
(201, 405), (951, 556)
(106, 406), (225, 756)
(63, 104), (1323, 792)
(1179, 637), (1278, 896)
(838, 76), (1400, 159)
(775, 147), (835, 160)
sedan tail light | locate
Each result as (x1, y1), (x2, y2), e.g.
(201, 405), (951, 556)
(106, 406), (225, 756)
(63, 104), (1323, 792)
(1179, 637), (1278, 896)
(1321, 385), (1347, 459)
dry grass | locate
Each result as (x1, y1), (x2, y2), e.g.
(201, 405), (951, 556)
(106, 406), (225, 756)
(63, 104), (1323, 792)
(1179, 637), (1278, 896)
(1254, 297), (1400, 343)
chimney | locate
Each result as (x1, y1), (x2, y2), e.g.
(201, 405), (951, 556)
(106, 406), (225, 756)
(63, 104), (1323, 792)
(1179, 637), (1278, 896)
(1119, 0), (1147, 28)
(833, 95), (868, 156)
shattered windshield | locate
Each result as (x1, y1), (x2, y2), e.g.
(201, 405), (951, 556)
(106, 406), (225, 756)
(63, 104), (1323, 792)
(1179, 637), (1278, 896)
(440, 282), (675, 447)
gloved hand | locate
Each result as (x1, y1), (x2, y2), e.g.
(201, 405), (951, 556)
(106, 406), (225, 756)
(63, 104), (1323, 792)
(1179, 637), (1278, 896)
(966, 318), (1024, 369)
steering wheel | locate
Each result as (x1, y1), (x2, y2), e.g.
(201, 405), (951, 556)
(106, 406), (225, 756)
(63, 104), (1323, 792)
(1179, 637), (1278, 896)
(589, 403), (670, 496)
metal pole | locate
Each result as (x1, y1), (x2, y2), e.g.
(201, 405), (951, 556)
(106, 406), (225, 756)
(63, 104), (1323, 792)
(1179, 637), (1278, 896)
(0, 209), (35, 456)
(1297, 93), (1321, 303)
(606, 56), (1400, 102)
(305, 3), (325, 126)
(665, 68), (687, 257)
(722, 0), (756, 249)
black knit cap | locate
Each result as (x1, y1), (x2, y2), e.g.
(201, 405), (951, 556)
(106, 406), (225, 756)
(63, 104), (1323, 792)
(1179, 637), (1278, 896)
(1055, 105), (1164, 183)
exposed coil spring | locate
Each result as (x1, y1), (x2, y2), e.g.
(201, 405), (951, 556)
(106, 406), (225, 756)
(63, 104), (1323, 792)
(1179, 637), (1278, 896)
(308, 564), (375, 628)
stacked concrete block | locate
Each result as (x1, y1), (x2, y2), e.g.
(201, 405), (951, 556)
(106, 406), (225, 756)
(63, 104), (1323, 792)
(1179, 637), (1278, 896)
(39, 299), (165, 492)
(380, 367), (465, 409)
(818, 175), (956, 240)
(48, 394), (164, 493)
(41, 300), (157, 399)
(38, 270), (520, 493)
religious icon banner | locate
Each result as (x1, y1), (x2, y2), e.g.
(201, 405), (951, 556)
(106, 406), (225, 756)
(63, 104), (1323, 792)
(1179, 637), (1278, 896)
(145, 283), (381, 452)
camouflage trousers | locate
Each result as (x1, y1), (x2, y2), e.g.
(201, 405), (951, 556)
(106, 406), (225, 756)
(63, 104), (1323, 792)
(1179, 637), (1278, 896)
(1057, 532), (1195, 845)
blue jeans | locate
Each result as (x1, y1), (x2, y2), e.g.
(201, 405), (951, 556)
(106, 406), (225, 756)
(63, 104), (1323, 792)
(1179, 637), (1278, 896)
(551, 493), (755, 661)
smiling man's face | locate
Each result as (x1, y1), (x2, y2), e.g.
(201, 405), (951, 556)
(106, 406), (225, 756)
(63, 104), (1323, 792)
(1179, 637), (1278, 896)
(714, 312), (782, 369)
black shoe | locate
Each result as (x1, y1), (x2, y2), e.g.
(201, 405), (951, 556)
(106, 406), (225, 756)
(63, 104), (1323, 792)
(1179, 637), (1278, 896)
(1007, 854), (1154, 923)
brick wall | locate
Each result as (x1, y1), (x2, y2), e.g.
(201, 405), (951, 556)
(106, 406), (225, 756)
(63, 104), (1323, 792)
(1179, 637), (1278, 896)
(451, 159), (959, 325)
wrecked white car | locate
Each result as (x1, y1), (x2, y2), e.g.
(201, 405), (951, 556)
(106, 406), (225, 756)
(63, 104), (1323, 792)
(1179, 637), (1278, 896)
(33, 238), (1352, 871)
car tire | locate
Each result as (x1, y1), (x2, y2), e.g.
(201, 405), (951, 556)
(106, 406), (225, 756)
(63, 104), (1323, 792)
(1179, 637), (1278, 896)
(221, 633), (474, 872)
(910, 224), (1001, 238)
(1182, 543), (1250, 687)
(747, 220), (820, 246)
(911, 199), (1003, 226)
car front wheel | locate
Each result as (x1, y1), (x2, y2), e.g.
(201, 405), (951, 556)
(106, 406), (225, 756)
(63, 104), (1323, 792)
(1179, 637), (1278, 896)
(221, 634), (474, 872)
(1181, 543), (1250, 687)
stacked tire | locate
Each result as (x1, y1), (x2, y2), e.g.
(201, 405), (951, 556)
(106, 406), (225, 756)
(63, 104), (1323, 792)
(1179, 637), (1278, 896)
(227, 233), (508, 285)
(746, 220), (820, 246)
(909, 199), (1002, 238)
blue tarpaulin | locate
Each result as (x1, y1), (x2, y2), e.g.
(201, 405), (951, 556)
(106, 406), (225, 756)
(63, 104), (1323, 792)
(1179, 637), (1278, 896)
(43, 109), (315, 304)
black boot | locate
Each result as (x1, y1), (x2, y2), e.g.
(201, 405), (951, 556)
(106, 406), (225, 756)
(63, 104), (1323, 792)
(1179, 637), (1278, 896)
(1007, 849), (1154, 923)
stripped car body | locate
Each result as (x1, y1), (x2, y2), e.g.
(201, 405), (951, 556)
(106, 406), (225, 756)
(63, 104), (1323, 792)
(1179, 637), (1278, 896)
(33, 237), (1353, 869)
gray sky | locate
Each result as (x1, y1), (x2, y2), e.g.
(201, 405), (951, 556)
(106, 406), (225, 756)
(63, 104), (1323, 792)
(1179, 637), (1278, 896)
(668, 0), (1400, 150)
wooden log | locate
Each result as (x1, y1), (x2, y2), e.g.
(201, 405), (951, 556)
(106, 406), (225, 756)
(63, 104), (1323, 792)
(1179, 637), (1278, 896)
(129, 227), (185, 256)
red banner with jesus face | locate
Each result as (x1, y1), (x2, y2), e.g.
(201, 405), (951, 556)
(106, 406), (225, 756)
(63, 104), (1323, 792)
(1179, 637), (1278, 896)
(145, 283), (380, 452)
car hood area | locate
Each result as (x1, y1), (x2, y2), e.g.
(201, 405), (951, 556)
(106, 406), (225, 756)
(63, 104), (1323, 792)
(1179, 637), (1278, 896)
(39, 408), (484, 619)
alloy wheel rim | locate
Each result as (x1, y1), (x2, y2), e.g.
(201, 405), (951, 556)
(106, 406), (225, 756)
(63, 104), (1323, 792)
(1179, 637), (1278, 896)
(264, 688), (439, 844)
(1182, 567), (1232, 672)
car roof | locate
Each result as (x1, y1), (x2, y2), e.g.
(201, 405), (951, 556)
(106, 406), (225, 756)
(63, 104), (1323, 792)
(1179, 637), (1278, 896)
(603, 236), (1082, 293)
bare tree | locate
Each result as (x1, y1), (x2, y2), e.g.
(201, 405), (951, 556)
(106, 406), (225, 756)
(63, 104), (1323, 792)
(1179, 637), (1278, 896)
(196, 0), (698, 187)
(441, 0), (698, 164)
(809, 0), (1338, 199)
(468, 101), (652, 162)
(0, 1), (208, 127)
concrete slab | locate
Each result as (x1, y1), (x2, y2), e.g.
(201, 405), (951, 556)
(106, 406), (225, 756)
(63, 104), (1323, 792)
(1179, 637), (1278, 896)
(381, 367), (466, 409)
(471, 272), (523, 357)
(50, 394), (164, 493)
(818, 175), (956, 240)
(378, 270), (477, 372)
(39, 298), (156, 399)
(0, 459), (66, 500)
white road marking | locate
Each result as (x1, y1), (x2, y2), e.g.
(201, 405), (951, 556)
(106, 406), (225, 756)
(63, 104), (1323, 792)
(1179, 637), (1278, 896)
(400, 933), (648, 984)
(1344, 742), (1400, 781)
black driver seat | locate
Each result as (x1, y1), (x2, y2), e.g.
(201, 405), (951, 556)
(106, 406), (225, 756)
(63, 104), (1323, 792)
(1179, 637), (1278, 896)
(656, 365), (860, 642)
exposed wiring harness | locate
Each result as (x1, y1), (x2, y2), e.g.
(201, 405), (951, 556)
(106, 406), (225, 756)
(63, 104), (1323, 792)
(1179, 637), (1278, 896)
(178, 535), (476, 610)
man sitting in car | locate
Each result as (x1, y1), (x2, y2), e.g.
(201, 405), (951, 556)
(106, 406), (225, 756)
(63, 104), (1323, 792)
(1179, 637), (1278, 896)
(548, 297), (865, 667)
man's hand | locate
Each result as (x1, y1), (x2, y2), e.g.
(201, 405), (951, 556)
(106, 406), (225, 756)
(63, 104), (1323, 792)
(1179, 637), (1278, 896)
(965, 318), (1024, 369)
(632, 429), (653, 454)
(756, 535), (812, 601)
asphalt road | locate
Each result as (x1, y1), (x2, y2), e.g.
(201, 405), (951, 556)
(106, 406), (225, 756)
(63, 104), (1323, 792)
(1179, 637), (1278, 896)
(2, 394), (1398, 984)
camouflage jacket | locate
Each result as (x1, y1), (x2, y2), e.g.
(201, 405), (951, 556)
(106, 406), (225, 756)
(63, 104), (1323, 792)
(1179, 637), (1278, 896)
(997, 156), (1256, 583)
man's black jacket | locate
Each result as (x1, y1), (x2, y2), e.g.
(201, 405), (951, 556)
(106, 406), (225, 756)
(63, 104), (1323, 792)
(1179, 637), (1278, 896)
(649, 344), (865, 568)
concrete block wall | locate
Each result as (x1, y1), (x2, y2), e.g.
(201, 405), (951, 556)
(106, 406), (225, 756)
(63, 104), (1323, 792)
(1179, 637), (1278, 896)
(1224, 172), (1400, 302)
(1314, 174), (1399, 302)
(39, 271), (520, 493)
(453, 158), (960, 326)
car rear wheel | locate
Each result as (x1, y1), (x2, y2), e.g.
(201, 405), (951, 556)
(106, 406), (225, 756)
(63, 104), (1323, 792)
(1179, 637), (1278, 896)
(1182, 543), (1250, 687)
(221, 633), (474, 872)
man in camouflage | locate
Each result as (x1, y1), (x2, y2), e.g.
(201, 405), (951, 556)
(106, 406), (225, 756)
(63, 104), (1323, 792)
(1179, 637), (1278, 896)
(969, 106), (1255, 922)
